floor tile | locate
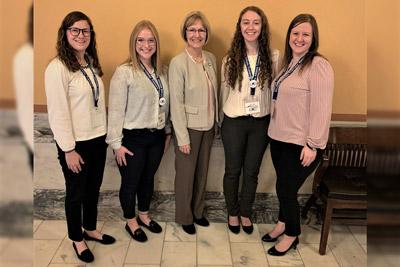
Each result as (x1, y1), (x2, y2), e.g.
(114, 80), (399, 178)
(299, 225), (322, 244)
(34, 220), (67, 240)
(361, 244), (367, 253)
(1, 238), (33, 266)
(328, 225), (366, 267)
(34, 219), (43, 232)
(52, 237), (96, 264)
(34, 239), (62, 267)
(0, 237), (10, 253)
(164, 222), (196, 242)
(161, 241), (196, 267)
(197, 223), (232, 266)
(48, 264), (86, 267)
(228, 224), (261, 243)
(263, 242), (304, 267)
(88, 240), (130, 267)
(231, 242), (268, 267)
(298, 243), (339, 267)
(123, 265), (160, 267)
(125, 223), (165, 265)
(100, 221), (131, 241)
(348, 225), (367, 245)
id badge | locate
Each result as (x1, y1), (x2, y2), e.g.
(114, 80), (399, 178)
(157, 112), (166, 127)
(244, 101), (260, 115)
(91, 107), (104, 128)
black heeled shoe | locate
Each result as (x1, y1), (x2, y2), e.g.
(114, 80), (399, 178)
(72, 242), (94, 263)
(83, 231), (116, 244)
(194, 216), (210, 227)
(262, 232), (284, 242)
(267, 237), (299, 256)
(240, 217), (253, 234)
(227, 215), (240, 234)
(125, 223), (148, 242)
(137, 216), (163, 233)
(182, 224), (196, 235)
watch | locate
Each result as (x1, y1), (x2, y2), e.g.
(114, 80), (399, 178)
(306, 143), (317, 152)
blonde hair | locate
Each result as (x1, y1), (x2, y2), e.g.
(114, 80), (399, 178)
(126, 20), (162, 75)
(181, 11), (211, 44)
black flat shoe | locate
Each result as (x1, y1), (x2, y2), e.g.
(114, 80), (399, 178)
(182, 224), (196, 235)
(194, 217), (210, 227)
(242, 224), (254, 234)
(262, 232), (284, 242)
(137, 216), (162, 233)
(83, 231), (116, 245)
(72, 242), (94, 263)
(227, 216), (240, 234)
(267, 237), (299, 256)
(125, 224), (148, 242)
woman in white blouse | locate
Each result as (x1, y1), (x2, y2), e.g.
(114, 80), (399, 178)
(45, 11), (115, 263)
(220, 6), (278, 235)
(106, 20), (171, 242)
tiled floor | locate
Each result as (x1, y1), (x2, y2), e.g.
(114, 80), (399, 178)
(33, 220), (366, 267)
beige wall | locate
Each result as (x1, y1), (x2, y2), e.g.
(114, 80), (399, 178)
(0, 0), (31, 103)
(35, 0), (367, 116)
(367, 0), (400, 113)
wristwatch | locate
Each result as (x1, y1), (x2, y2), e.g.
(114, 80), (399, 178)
(306, 143), (317, 152)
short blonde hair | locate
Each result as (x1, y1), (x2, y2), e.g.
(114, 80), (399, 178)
(127, 20), (162, 75)
(181, 11), (211, 44)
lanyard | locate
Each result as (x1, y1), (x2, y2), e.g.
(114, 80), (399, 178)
(140, 61), (164, 99)
(80, 64), (99, 107)
(244, 54), (261, 96)
(272, 56), (306, 101)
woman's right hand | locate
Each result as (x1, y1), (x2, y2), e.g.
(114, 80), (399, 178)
(65, 150), (85, 173)
(179, 144), (191, 154)
(115, 146), (134, 166)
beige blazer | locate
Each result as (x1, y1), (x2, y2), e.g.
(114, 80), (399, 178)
(169, 50), (219, 146)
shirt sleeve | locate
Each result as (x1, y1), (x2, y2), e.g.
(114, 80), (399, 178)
(106, 66), (129, 150)
(307, 57), (334, 149)
(44, 59), (75, 152)
(169, 57), (190, 146)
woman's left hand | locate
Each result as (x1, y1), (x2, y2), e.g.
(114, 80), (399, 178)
(300, 146), (317, 167)
(164, 134), (172, 153)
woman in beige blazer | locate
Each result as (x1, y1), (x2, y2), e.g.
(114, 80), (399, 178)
(169, 11), (218, 235)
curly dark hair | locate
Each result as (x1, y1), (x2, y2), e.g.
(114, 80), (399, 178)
(224, 6), (273, 90)
(282, 14), (324, 73)
(56, 11), (103, 76)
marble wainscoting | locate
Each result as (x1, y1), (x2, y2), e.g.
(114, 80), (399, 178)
(34, 189), (316, 224)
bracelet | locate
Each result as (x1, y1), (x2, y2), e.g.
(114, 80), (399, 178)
(64, 149), (75, 153)
(306, 143), (317, 151)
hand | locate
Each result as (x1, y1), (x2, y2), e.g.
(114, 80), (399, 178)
(115, 146), (134, 166)
(164, 135), (172, 153)
(179, 144), (191, 154)
(300, 146), (317, 167)
(65, 150), (84, 173)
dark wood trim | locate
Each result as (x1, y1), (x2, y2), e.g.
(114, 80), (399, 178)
(368, 110), (400, 119)
(0, 99), (16, 109)
(331, 113), (366, 121)
(34, 104), (47, 113)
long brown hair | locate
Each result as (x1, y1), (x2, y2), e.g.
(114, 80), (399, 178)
(224, 6), (273, 90)
(56, 11), (103, 76)
(282, 14), (323, 73)
(125, 20), (163, 75)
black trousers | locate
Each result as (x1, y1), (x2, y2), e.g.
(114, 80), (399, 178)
(222, 114), (270, 217)
(270, 139), (323, 236)
(118, 128), (165, 219)
(56, 135), (107, 242)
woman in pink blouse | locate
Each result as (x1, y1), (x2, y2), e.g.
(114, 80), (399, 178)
(262, 14), (334, 256)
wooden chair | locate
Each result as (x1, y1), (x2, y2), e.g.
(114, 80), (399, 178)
(301, 127), (367, 255)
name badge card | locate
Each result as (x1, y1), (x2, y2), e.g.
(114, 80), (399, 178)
(91, 107), (104, 128)
(158, 112), (166, 127)
(244, 101), (260, 115)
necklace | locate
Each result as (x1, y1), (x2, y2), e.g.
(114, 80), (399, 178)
(185, 48), (203, 63)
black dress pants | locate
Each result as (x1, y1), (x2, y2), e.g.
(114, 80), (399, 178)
(222, 114), (270, 217)
(56, 135), (107, 242)
(118, 129), (165, 219)
(270, 139), (323, 236)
